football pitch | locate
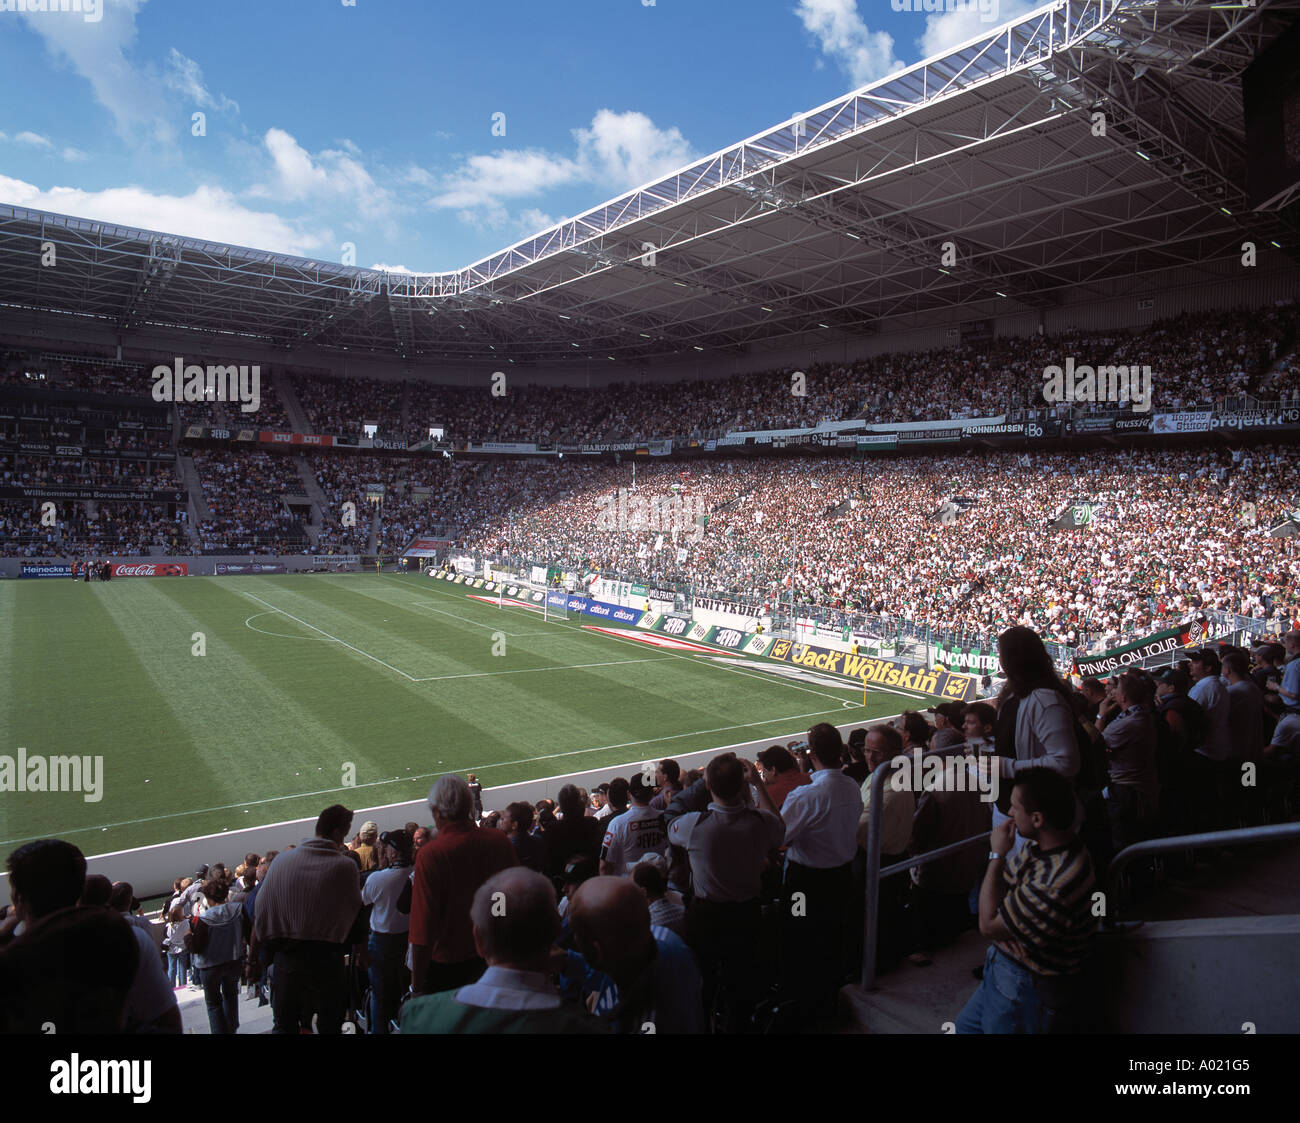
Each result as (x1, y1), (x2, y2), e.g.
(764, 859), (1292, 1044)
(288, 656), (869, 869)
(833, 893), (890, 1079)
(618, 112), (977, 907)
(0, 573), (930, 855)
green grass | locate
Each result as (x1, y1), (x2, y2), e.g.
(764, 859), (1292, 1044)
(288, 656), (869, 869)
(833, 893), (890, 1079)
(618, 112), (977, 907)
(0, 573), (928, 855)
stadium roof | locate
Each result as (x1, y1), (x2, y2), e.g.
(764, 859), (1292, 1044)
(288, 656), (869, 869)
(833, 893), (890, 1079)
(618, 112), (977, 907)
(1, 0), (1298, 367)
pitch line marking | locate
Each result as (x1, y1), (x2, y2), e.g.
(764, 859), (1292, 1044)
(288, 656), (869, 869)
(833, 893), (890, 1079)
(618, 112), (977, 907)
(328, 573), (562, 637)
(409, 656), (671, 682)
(239, 591), (421, 681)
(241, 590), (671, 684)
(408, 575), (942, 706)
(244, 611), (334, 642)
(5, 707), (908, 846)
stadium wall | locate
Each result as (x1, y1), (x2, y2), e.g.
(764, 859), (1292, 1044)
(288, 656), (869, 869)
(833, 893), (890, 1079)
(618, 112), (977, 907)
(0, 555), (359, 578)
(0, 719), (894, 902)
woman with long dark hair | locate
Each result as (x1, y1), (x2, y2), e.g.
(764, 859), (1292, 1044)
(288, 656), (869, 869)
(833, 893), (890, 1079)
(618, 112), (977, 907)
(988, 626), (1081, 847)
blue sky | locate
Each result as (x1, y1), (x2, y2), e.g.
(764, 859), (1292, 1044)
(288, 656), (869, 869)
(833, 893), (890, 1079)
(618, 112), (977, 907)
(0, 0), (1032, 273)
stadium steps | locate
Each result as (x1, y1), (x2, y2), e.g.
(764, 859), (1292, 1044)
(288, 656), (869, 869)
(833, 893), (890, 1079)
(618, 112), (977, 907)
(177, 453), (210, 523)
(293, 454), (329, 540)
(273, 366), (312, 434)
(838, 834), (1300, 1033)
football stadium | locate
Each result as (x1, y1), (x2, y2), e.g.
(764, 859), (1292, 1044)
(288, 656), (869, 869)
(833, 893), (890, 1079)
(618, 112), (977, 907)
(2, 0), (1300, 1063)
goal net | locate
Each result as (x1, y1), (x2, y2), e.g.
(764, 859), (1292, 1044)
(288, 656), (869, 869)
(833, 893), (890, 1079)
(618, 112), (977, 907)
(488, 576), (570, 621)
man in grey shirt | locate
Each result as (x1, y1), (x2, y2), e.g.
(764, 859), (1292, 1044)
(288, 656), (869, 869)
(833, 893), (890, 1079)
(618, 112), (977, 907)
(1223, 651), (1265, 761)
(1097, 670), (1160, 853)
(1187, 648), (1231, 831)
(668, 753), (784, 1033)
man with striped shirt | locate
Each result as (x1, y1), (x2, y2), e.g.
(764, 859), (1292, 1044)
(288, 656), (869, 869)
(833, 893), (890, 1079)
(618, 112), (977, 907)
(955, 767), (1097, 1034)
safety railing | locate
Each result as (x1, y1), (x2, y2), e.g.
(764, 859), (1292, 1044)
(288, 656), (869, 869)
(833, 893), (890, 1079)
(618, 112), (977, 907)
(860, 744), (994, 990)
(1105, 821), (1300, 924)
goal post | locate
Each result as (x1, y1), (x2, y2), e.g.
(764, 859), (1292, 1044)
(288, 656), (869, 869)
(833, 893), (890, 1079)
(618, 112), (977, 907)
(543, 587), (570, 623)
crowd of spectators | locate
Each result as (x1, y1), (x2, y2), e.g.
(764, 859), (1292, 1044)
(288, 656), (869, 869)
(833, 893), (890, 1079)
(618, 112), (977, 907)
(1, 452), (178, 490)
(191, 450), (309, 554)
(0, 501), (187, 557)
(5, 624), (1294, 1034)
(310, 453), (485, 556)
(4, 303), (1298, 450)
(456, 445), (1300, 648)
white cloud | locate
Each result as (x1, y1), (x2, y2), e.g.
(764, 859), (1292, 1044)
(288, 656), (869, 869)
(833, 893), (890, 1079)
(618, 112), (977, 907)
(371, 262), (415, 273)
(515, 208), (555, 236)
(427, 109), (696, 230)
(794, 0), (905, 88)
(162, 47), (239, 114)
(14, 0), (176, 145)
(14, 131), (53, 148)
(917, 0), (1033, 58)
(250, 128), (393, 222)
(62, 147), (90, 162)
(573, 109), (695, 187)
(430, 149), (582, 212)
(0, 172), (328, 257)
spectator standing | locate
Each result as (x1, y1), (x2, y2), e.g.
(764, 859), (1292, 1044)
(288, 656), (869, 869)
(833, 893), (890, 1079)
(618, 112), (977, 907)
(409, 776), (517, 995)
(543, 784), (603, 882)
(768, 722), (863, 1025)
(361, 829), (414, 1034)
(191, 878), (246, 1035)
(756, 744), (812, 807)
(669, 753), (784, 1033)
(1096, 671), (1161, 855)
(504, 801), (548, 873)
(599, 774), (667, 876)
(252, 804), (363, 1035)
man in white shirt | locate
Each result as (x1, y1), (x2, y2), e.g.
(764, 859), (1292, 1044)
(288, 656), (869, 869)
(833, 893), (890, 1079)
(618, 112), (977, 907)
(360, 829), (414, 1034)
(600, 775), (667, 876)
(751, 722), (862, 1027)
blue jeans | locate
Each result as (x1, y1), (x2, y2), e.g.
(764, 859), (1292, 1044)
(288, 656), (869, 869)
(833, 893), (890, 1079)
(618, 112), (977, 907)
(167, 951), (190, 987)
(199, 960), (244, 1034)
(955, 946), (1080, 1034)
(367, 930), (409, 1035)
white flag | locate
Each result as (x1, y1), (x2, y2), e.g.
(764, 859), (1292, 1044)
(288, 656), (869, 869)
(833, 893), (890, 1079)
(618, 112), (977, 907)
(676, 547), (688, 564)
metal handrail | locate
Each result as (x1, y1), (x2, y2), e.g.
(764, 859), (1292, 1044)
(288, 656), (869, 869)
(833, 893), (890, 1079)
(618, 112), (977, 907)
(860, 744), (994, 990)
(1105, 821), (1300, 923)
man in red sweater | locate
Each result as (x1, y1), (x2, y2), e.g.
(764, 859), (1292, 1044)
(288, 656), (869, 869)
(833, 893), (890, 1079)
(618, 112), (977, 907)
(410, 775), (517, 994)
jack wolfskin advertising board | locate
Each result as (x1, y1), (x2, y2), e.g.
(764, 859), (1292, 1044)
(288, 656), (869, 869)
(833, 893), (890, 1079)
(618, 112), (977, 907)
(764, 639), (978, 700)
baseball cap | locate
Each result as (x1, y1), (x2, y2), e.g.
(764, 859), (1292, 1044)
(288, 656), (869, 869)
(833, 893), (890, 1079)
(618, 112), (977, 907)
(1188, 647), (1221, 672)
(928, 701), (966, 723)
(561, 857), (598, 885)
(359, 821), (379, 839)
